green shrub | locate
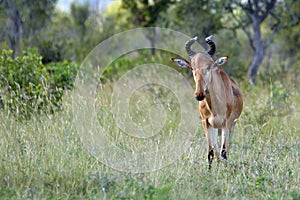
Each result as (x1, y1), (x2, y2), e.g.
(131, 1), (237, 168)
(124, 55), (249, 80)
(38, 40), (63, 64)
(46, 61), (78, 106)
(0, 49), (78, 118)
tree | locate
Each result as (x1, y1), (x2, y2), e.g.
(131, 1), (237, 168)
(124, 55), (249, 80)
(225, 0), (300, 84)
(121, 0), (175, 55)
(275, 0), (300, 85)
(71, 2), (90, 41)
(37, 10), (74, 63)
(0, 0), (57, 56)
(1, 0), (24, 56)
(25, 0), (57, 47)
(169, 0), (223, 43)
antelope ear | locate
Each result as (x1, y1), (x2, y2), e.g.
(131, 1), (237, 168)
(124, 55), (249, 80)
(215, 56), (228, 66)
(171, 58), (191, 69)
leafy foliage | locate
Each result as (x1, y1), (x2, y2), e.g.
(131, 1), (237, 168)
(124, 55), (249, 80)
(223, 0), (300, 84)
(0, 49), (78, 118)
(100, 49), (182, 83)
(71, 2), (90, 40)
(122, 0), (175, 27)
(0, 0), (58, 55)
(169, 0), (223, 39)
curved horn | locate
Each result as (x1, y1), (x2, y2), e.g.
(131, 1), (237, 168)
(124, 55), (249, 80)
(205, 35), (216, 57)
(185, 36), (198, 58)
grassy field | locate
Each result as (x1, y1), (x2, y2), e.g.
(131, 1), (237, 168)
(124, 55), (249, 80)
(1, 66), (299, 199)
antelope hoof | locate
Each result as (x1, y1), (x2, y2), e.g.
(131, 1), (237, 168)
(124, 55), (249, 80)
(221, 149), (227, 160)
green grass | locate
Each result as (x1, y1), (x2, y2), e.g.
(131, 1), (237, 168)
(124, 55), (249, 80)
(1, 75), (299, 199)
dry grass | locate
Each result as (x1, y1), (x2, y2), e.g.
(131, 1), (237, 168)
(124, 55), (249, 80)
(0, 75), (299, 199)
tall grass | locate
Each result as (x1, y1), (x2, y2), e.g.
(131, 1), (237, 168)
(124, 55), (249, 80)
(1, 55), (299, 199)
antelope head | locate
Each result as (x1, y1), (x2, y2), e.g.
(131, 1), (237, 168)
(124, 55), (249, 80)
(172, 35), (228, 101)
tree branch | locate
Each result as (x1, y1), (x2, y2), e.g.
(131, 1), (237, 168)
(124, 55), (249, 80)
(260, 0), (277, 22)
(264, 0), (300, 48)
(227, 3), (255, 51)
(283, 0), (300, 26)
(269, 10), (281, 30)
(264, 26), (280, 48)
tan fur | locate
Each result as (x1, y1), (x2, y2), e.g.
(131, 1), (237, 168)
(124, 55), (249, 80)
(173, 51), (243, 167)
(191, 52), (243, 166)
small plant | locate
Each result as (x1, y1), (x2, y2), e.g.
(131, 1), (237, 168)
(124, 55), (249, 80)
(252, 80), (292, 124)
(267, 81), (291, 113)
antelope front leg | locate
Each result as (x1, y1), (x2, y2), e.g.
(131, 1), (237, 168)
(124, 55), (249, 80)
(220, 128), (230, 160)
(207, 127), (221, 162)
(203, 121), (213, 168)
(205, 130), (213, 169)
(207, 145), (214, 169)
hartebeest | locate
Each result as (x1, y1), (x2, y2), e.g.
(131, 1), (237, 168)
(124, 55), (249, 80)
(172, 36), (243, 168)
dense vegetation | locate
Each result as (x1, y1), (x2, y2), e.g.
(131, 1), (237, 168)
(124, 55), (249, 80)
(0, 49), (78, 118)
(0, 0), (299, 199)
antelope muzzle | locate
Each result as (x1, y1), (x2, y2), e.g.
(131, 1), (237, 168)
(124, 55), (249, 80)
(195, 94), (205, 101)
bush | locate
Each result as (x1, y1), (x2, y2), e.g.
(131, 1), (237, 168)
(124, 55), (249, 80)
(38, 40), (63, 64)
(0, 49), (78, 118)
